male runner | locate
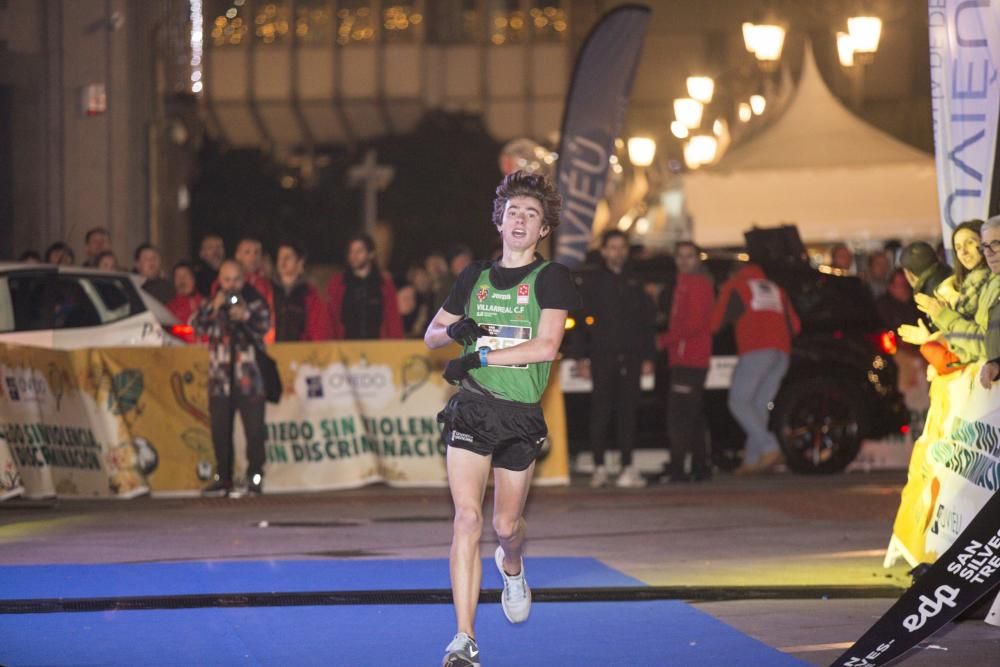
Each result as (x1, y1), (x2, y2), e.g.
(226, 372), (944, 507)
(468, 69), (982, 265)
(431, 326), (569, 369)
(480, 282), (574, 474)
(424, 171), (579, 667)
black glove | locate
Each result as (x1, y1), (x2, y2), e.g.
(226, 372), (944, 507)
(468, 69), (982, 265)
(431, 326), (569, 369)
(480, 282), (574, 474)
(443, 352), (481, 385)
(446, 317), (489, 346)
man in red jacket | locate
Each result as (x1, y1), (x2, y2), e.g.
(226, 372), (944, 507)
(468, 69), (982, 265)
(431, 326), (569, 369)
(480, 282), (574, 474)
(710, 262), (800, 474)
(662, 242), (715, 482)
(272, 240), (331, 342)
(326, 233), (404, 339)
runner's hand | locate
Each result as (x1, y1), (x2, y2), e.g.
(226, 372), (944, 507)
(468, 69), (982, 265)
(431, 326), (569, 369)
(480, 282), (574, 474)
(446, 317), (490, 346)
(443, 352), (481, 385)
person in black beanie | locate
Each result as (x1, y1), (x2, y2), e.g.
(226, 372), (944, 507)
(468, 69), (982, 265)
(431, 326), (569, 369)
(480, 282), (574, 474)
(899, 241), (952, 300)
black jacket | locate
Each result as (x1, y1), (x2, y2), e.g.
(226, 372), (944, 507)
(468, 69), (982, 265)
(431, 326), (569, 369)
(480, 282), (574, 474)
(574, 264), (657, 360)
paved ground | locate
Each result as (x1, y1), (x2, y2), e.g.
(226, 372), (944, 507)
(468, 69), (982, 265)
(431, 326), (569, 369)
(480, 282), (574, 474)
(1, 470), (997, 665)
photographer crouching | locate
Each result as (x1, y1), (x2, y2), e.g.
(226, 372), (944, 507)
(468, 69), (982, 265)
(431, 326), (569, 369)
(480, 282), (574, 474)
(193, 259), (272, 497)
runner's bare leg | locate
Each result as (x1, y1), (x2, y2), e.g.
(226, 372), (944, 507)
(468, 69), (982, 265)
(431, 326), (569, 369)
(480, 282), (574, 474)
(492, 462), (535, 575)
(447, 446), (492, 637)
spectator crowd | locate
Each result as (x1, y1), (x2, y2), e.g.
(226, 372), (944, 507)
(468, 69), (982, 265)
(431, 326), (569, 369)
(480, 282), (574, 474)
(15, 227), (485, 345)
(20, 221), (984, 492)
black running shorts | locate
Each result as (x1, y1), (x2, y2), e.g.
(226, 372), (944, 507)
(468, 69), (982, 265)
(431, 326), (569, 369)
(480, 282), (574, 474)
(437, 389), (547, 471)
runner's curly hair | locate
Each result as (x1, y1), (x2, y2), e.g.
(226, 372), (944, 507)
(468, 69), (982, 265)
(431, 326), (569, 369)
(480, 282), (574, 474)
(491, 171), (562, 231)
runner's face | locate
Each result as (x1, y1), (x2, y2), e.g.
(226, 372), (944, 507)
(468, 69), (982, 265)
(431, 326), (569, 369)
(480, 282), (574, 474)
(498, 196), (548, 251)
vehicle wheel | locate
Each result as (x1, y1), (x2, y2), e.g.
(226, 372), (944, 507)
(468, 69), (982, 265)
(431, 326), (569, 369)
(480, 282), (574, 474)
(772, 377), (865, 474)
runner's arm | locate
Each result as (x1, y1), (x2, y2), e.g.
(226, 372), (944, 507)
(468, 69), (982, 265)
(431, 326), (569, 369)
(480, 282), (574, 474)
(425, 307), (464, 349)
(483, 308), (568, 366)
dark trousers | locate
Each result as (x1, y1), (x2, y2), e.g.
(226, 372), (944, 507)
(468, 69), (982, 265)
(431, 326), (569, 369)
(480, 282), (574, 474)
(589, 353), (642, 467)
(209, 393), (267, 483)
(667, 366), (709, 477)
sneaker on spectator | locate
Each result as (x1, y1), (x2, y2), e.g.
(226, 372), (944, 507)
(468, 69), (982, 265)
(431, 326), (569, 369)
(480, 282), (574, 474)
(574, 451), (595, 474)
(590, 465), (609, 488)
(201, 477), (231, 497)
(442, 632), (481, 667)
(494, 546), (531, 623)
(247, 472), (264, 495)
(616, 465), (647, 488)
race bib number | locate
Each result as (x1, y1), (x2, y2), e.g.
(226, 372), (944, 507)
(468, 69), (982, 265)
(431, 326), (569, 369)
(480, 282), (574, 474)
(748, 279), (783, 313)
(476, 324), (531, 369)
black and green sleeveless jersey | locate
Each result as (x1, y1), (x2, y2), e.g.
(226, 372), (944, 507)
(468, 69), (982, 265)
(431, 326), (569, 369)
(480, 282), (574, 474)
(462, 262), (551, 403)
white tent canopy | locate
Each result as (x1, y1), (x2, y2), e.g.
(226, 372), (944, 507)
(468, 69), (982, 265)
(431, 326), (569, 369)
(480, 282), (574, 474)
(684, 43), (940, 248)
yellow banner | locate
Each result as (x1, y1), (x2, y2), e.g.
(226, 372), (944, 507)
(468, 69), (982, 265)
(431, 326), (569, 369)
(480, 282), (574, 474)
(888, 363), (999, 567)
(0, 341), (569, 497)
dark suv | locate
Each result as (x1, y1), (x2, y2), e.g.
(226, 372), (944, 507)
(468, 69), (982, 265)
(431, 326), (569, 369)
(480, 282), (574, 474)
(562, 227), (908, 474)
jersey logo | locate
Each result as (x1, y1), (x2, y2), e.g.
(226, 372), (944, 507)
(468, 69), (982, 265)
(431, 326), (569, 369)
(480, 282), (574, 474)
(517, 283), (530, 305)
(477, 285), (489, 302)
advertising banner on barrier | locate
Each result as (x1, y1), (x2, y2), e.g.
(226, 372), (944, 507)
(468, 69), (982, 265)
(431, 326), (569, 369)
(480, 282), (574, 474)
(887, 366), (978, 567)
(928, 0), (1000, 251)
(888, 363), (1000, 567)
(0, 341), (570, 498)
(838, 488), (1000, 666)
(0, 345), (152, 498)
(0, 434), (25, 500)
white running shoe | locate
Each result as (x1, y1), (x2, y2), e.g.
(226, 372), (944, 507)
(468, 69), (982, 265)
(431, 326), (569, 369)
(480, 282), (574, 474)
(495, 546), (531, 623)
(616, 465), (647, 488)
(442, 632), (480, 667)
(590, 465), (609, 488)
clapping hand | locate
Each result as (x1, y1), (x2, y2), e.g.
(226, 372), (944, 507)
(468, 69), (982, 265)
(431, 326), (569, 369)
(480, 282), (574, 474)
(914, 293), (945, 320)
(897, 320), (931, 346)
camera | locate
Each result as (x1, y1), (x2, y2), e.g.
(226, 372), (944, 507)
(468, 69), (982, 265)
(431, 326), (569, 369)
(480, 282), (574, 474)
(220, 291), (243, 313)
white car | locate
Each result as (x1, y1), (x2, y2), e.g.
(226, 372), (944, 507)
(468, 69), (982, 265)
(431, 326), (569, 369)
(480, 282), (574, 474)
(0, 263), (185, 348)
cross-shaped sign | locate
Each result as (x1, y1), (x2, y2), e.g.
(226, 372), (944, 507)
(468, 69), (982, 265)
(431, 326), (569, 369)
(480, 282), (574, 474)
(347, 149), (395, 235)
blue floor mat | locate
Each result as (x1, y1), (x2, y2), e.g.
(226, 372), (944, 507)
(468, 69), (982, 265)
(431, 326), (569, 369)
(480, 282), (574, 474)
(0, 601), (806, 666)
(0, 557), (641, 599)
(0, 559), (806, 666)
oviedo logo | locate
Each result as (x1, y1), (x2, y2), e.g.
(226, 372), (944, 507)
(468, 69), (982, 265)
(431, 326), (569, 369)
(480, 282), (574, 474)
(292, 361), (395, 409)
(2, 369), (49, 403)
(902, 584), (960, 632)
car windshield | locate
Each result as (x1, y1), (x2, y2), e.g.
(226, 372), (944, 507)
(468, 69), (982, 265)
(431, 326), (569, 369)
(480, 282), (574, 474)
(4, 273), (145, 332)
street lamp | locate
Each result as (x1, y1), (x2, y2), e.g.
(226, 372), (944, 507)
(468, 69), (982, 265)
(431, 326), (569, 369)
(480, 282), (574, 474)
(673, 97), (704, 129)
(670, 120), (690, 139)
(847, 15), (882, 63)
(837, 32), (855, 67)
(737, 101), (753, 122)
(686, 76), (715, 104)
(742, 11), (881, 71)
(627, 137), (656, 167)
(684, 134), (719, 170)
(749, 94), (766, 115)
(742, 21), (786, 70)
